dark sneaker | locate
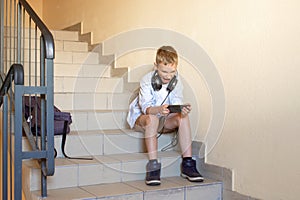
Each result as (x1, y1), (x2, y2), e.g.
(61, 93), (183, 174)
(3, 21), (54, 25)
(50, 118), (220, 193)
(181, 158), (204, 182)
(145, 159), (161, 186)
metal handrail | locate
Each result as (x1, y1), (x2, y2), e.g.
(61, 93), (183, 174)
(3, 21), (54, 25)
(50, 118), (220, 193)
(0, 64), (24, 200)
(0, 63), (24, 105)
(19, 0), (54, 59)
(1, 0), (55, 199)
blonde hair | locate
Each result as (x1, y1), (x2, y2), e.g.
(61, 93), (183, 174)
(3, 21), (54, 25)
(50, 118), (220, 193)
(156, 46), (178, 65)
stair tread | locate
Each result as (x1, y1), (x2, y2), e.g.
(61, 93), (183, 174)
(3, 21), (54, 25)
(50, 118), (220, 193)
(67, 128), (140, 135)
(24, 151), (181, 168)
(23, 128), (177, 158)
(65, 109), (129, 112)
(23, 129), (139, 139)
(31, 177), (222, 200)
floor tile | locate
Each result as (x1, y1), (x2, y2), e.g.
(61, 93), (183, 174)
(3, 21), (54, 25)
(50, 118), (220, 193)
(32, 187), (96, 200)
(166, 177), (223, 200)
(166, 176), (221, 187)
(81, 182), (143, 199)
(125, 179), (182, 192)
(186, 183), (222, 200)
(126, 179), (184, 200)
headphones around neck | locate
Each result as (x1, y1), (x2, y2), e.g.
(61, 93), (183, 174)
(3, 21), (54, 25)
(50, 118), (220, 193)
(151, 70), (178, 92)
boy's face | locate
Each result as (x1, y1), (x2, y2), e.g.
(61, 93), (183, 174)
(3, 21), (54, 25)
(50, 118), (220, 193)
(155, 62), (177, 84)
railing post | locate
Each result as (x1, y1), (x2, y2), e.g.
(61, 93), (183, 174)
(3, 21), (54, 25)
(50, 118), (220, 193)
(39, 35), (47, 197)
(46, 58), (55, 175)
(0, 0), (4, 75)
(14, 85), (23, 200)
(17, 1), (21, 63)
(2, 94), (8, 200)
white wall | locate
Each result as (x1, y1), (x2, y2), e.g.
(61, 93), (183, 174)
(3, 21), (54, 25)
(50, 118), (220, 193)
(37, 0), (300, 199)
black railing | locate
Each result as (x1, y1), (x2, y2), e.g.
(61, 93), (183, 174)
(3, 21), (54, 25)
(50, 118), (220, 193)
(1, 0), (55, 199)
(0, 64), (24, 104)
(0, 63), (24, 200)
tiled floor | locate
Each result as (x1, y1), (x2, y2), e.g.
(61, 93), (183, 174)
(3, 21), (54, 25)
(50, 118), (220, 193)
(31, 177), (222, 200)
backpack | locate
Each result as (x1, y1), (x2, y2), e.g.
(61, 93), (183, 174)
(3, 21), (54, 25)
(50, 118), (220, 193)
(23, 96), (92, 160)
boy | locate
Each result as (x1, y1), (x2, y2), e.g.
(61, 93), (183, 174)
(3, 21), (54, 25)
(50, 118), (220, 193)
(127, 46), (203, 186)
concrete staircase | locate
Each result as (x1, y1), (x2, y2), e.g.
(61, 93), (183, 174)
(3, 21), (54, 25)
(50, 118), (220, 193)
(21, 29), (223, 200)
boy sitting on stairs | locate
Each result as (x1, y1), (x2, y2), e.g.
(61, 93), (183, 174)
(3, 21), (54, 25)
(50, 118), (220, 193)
(127, 45), (204, 186)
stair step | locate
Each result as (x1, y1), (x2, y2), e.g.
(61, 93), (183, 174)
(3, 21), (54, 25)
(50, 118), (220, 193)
(54, 40), (89, 52)
(67, 109), (128, 131)
(54, 51), (99, 64)
(4, 37), (41, 50)
(3, 50), (99, 64)
(52, 30), (79, 42)
(55, 129), (145, 157)
(3, 28), (78, 42)
(24, 76), (124, 93)
(22, 63), (112, 78)
(22, 129), (178, 157)
(54, 92), (132, 110)
(23, 151), (183, 191)
(28, 177), (222, 200)
(62, 41), (89, 52)
(54, 76), (124, 93)
(54, 63), (111, 78)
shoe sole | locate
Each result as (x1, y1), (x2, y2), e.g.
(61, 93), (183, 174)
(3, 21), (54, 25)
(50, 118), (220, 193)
(145, 180), (161, 186)
(181, 173), (204, 182)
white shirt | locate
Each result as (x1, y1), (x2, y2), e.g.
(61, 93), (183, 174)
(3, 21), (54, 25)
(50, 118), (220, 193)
(127, 71), (183, 128)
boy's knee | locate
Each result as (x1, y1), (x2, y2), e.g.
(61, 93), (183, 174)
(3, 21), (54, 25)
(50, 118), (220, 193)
(174, 114), (189, 127)
(144, 115), (159, 127)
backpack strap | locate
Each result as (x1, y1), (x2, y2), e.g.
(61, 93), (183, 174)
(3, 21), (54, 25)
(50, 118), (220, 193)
(61, 120), (93, 160)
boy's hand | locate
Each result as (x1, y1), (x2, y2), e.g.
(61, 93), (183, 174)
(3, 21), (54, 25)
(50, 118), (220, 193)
(181, 104), (191, 116)
(160, 104), (170, 115)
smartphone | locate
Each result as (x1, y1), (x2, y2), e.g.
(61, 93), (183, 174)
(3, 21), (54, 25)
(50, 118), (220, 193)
(167, 105), (188, 113)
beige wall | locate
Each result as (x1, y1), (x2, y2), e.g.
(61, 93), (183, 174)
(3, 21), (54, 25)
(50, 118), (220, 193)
(27, 0), (43, 18)
(37, 0), (300, 199)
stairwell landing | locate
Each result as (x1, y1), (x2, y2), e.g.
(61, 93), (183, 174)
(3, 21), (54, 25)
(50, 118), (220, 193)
(21, 29), (224, 200)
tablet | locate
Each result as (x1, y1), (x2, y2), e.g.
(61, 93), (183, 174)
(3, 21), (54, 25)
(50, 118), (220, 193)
(167, 105), (188, 113)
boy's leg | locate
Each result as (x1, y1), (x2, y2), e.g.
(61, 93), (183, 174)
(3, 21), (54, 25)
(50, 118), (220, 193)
(181, 157), (204, 182)
(164, 113), (192, 157)
(135, 115), (161, 185)
(164, 114), (203, 182)
(177, 115), (193, 157)
(135, 114), (160, 160)
(145, 159), (161, 185)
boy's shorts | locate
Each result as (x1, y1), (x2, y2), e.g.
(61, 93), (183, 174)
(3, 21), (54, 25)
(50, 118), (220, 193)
(134, 115), (166, 133)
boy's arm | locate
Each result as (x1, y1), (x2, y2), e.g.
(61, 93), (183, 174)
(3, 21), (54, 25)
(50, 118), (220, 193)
(146, 104), (170, 115)
(138, 73), (155, 114)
